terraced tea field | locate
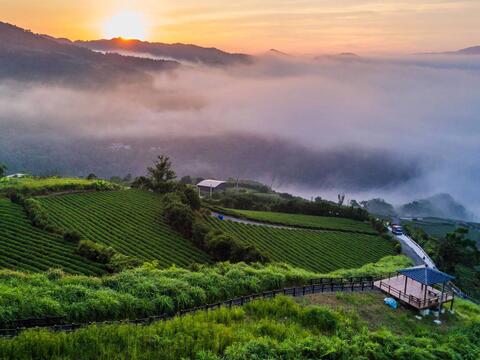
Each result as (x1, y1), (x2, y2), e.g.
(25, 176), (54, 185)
(206, 217), (395, 273)
(39, 190), (212, 267)
(224, 209), (376, 234)
(0, 199), (106, 275)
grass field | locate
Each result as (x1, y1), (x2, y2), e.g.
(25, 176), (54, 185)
(39, 190), (212, 267)
(0, 199), (106, 275)
(224, 208), (376, 234)
(206, 217), (395, 273)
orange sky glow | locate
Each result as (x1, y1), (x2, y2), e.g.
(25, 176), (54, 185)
(2, 0), (480, 54)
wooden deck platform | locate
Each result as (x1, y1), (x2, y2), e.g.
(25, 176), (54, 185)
(374, 274), (453, 310)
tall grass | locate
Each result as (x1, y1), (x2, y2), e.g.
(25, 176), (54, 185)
(0, 256), (410, 324)
(0, 296), (478, 360)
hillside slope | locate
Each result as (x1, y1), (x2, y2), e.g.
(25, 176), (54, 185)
(223, 208), (376, 233)
(39, 190), (212, 267)
(0, 22), (178, 85)
(206, 217), (396, 272)
(75, 38), (252, 66)
(1, 293), (477, 359)
(0, 199), (106, 275)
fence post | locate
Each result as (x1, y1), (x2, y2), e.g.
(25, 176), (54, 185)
(293, 287), (296, 297)
(302, 286), (305, 296)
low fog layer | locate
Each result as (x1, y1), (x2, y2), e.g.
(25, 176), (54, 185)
(1, 53), (480, 216)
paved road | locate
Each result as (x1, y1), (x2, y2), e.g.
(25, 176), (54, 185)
(388, 227), (436, 268)
(210, 212), (302, 230)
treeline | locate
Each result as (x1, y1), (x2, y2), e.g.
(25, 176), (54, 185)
(133, 156), (268, 264)
(207, 191), (370, 222)
(271, 199), (370, 221)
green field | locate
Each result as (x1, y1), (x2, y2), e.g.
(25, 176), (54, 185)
(405, 217), (480, 245)
(0, 177), (101, 194)
(224, 209), (376, 234)
(39, 190), (212, 267)
(206, 217), (395, 273)
(0, 199), (106, 275)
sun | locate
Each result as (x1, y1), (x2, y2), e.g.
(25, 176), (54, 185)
(102, 11), (147, 40)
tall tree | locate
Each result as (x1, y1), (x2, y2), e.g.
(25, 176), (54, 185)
(0, 163), (7, 178)
(147, 155), (176, 192)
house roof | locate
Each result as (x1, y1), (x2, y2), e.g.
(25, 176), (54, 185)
(399, 266), (454, 286)
(5, 173), (27, 179)
(196, 179), (226, 188)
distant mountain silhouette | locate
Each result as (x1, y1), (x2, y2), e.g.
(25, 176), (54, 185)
(419, 45), (480, 56)
(75, 38), (253, 66)
(265, 49), (291, 57)
(399, 193), (473, 221)
(360, 193), (473, 221)
(0, 22), (178, 85)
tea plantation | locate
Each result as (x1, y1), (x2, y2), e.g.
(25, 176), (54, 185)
(206, 217), (396, 273)
(223, 208), (376, 233)
(0, 199), (106, 275)
(38, 190), (212, 267)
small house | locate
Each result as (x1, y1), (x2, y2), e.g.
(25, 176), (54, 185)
(196, 179), (228, 197)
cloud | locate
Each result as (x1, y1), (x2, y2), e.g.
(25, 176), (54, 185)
(1, 54), (480, 215)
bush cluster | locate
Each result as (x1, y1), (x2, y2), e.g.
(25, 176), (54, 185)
(1, 177), (121, 197)
(162, 189), (267, 263)
(0, 256), (409, 324)
(22, 198), (60, 233)
(76, 240), (141, 272)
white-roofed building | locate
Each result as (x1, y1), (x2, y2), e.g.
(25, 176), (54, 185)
(196, 179), (228, 197)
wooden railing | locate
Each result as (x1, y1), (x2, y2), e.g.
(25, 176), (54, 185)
(0, 276), (377, 338)
(376, 280), (453, 309)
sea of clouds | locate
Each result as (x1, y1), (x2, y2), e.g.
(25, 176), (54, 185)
(1, 53), (479, 215)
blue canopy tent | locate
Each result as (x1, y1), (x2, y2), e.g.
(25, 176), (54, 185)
(398, 266), (455, 311)
(374, 265), (455, 310)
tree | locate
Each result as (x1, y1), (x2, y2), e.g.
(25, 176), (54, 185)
(131, 176), (152, 189)
(163, 201), (194, 238)
(436, 229), (479, 273)
(86, 173), (97, 180)
(147, 155), (176, 193)
(180, 176), (192, 185)
(0, 163), (7, 178)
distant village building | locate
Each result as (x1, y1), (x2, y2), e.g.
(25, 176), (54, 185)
(196, 179), (228, 197)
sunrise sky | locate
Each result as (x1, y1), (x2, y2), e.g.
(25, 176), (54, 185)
(2, 0), (480, 54)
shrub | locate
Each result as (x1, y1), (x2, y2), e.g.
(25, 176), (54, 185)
(183, 186), (201, 210)
(63, 231), (82, 244)
(163, 201), (195, 238)
(300, 306), (339, 332)
(76, 240), (116, 264)
(192, 222), (210, 248)
(107, 254), (143, 273)
(204, 229), (268, 263)
(22, 198), (59, 233)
